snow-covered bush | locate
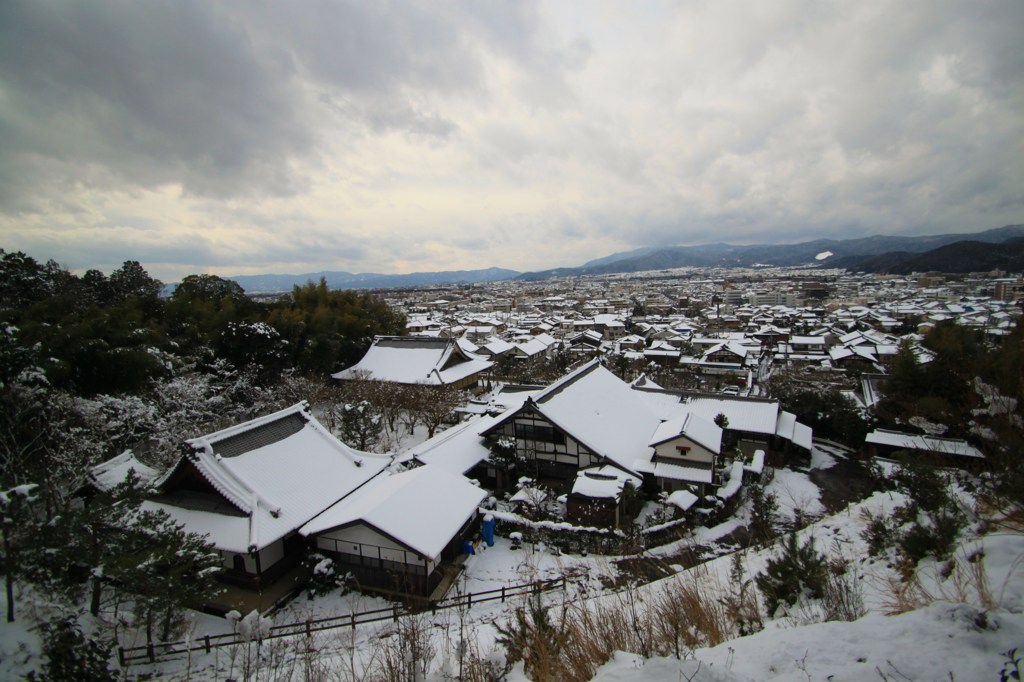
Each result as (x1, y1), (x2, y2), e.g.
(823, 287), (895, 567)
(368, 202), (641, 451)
(303, 552), (350, 598)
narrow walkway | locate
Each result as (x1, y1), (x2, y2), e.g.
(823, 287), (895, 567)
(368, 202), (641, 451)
(208, 564), (309, 616)
(428, 554), (469, 602)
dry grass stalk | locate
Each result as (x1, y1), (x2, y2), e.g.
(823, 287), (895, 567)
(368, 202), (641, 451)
(878, 546), (1012, 615)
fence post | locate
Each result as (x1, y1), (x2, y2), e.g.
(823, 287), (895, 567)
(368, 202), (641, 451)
(147, 641), (155, 663)
(117, 647), (126, 667)
(351, 611), (356, 629)
(306, 619), (312, 638)
(393, 605), (399, 622)
(501, 585), (506, 602)
(204, 635), (211, 655)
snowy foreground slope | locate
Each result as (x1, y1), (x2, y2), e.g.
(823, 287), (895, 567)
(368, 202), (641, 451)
(521, 487), (1024, 682)
(4, 465), (1021, 681)
(581, 603), (1024, 681)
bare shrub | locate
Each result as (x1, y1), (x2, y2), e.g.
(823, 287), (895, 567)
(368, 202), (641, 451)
(821, 552), (867, 622)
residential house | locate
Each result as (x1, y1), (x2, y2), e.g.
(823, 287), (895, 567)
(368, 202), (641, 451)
(144, 403), (392, 594)
(300, 465), (486, 598)
(333, 336), (493, 390)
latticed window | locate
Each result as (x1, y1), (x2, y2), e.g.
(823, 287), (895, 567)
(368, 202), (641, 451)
(514, 422), (565, 445)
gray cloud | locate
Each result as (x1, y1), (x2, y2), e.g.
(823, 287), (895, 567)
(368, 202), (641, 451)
(0, 1), (315, 204)
(0, 0), (1021, 278)
(0, 0), (543, 209)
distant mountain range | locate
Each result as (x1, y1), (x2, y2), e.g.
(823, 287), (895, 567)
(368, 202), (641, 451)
(515, 224), (1024, 280)
(215, 224), (1024, 293)
(832, 236), (1024, 274)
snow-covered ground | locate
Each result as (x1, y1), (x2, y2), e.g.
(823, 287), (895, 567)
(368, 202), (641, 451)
(4, 441), (1023, 681)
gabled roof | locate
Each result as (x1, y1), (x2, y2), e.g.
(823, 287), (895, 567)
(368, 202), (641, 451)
(89, 450), (159, 492)
(300, 466), (486, 561)
(147, 403), (392, 554)
(648, 413), (722, 454)
(677, 395), (781, 436)
(484, 360), (664, 475)
(405, 413), (499, 475)
(332, 336), (493, 385)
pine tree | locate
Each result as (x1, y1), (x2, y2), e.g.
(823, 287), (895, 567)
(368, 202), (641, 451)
(755, 532), (827, 616)
(339, 400), (384, 451)
(114, 508), (223, 642)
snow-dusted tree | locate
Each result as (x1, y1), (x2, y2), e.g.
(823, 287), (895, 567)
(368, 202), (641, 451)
(339, 400), (384, 451)
(26, 614), (116, 682)
(60, 472), (150, 617)
(747, 482), (779, 545)
(218, 321), (288, 385)
(115, 508), (222, 642)
(0, 483), (39, 622)
(0, 324), (83, 512)
(406, 383), (465, 439)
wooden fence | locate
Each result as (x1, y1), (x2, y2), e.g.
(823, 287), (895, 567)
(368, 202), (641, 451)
(118, 577), (566, 666)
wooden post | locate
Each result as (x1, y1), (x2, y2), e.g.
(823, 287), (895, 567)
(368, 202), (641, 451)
(204, 635), (211, 654)
(351, 612), (356, 629)
(501, 586), (506, 602)
(306, 619), (312, 638)
(147, 641), (155, 663)
(117, 647), (126, 667)
(393, 605), (399, 622)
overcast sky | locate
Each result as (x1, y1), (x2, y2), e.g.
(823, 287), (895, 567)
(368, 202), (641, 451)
(1, 1), (1022, 281)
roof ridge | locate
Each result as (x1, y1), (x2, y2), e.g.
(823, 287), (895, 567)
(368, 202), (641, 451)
(535, 359), (603, 404)
(185, 402), (310, 449)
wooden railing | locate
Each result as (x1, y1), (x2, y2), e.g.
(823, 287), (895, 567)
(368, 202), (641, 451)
(118, 577), (566, 666)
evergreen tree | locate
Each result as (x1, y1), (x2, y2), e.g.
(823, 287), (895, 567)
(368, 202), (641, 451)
(26, 615), (116, 682)
(339, 400), (384, 451)
(0, 483), (40, 622)
(114, 508), (223, 642)
(755, 532), (827, 616)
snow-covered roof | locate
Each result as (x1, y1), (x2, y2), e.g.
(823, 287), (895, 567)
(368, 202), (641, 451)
(332, 336), (493, 385)
(89, 450), (159, 492)
(147, 403), (392, 554)
(775, 411), (797, 441)
(406, 414), (499, 475)
(865, 429), (984, 459)
(648, 412), (722, 454)
(716, 460), (745, 499)
(681, 396), (781, 436)
(633, 459), (714, 484)
(514, 338), (549, 357)
(300, 466), (486, 561)
(793, 423), (813, 451)
(482, 338), (514, 356)
(665, 490), (699, 511)
(496, 360), (664, 475)
(571, 466), (641, 500)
